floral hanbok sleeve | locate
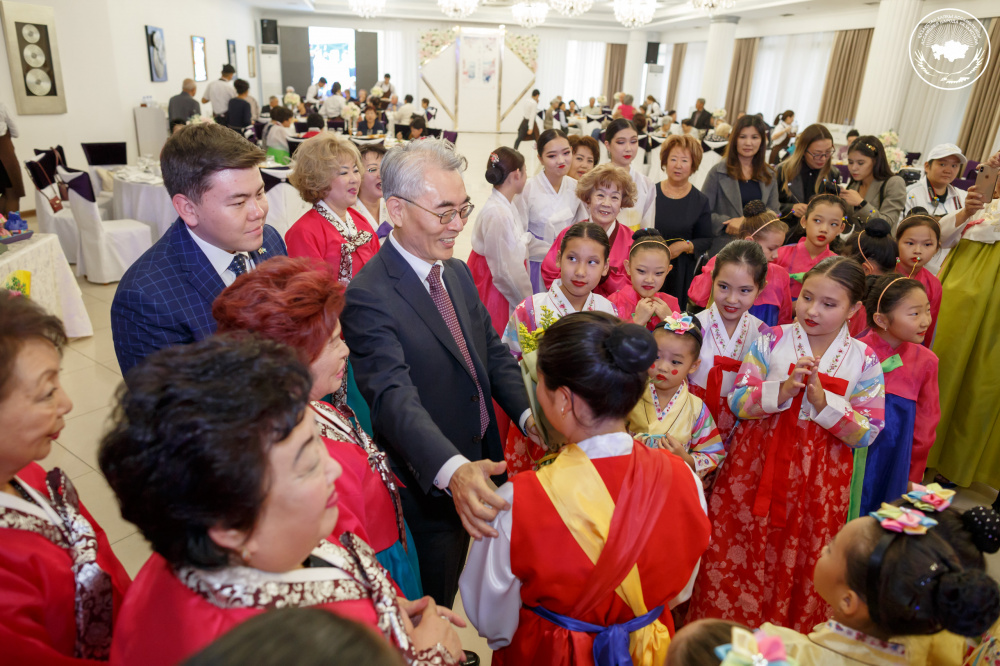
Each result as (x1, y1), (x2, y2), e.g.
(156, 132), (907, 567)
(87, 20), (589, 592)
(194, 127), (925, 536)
(728, 326), (784, 419)
(688, 402), (725, 475)
(810, 347), (885, 449)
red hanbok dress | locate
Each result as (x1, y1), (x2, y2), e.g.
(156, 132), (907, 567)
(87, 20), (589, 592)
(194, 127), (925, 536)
(896, 264), (941, 348)
(0, 464), (131, 664)
(688, 257), (794, 327)
(774, 239), (836, 299)
(285, 202), (380, 284)
(110, 535), (453, 666)
(459, 433), (711, 666)
(687, 323), (885, 632)
(608, 285), (679, 330)
(540, 221), (634, 298)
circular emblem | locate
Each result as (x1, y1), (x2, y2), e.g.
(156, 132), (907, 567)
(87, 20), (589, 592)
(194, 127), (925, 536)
(909, 8), (991, 90)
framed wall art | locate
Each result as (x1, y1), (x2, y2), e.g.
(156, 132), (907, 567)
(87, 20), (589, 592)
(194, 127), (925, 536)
(248, 45), (256, 78)
(191, 35), (206, 82)
(227, 39), (237, 74)
(0, 1), (67, 114)
(146, 25), (167, 82)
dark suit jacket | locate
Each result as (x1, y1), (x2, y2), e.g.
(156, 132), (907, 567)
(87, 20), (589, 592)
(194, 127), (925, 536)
(342, 240), (530, 526)
(702, 161), (781, 255)
(111, 218), (287, 376)
(227, 97), (253, 129)
(690, 109), (712, 131)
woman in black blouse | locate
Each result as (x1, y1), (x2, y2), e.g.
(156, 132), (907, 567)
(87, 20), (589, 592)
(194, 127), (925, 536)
(653, 134), (713, 308)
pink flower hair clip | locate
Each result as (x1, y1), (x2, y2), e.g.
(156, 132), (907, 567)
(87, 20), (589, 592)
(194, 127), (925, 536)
(903, 483), (955, 512)
(870, 502), (938, 535)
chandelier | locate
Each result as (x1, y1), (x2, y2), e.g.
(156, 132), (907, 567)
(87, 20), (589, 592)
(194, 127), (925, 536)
(512, 2), (549, 28)
(348, 0), (386, 18)
(691, 0), (734, 15)
(549, 0), (593, 17)
(613, 0), (655, 28)
(438, 0), (478, 19)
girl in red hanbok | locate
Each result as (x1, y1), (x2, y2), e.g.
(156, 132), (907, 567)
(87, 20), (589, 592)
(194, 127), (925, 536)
(687, 257), (885, 633)
(99, 336), (462, 666)
(774, 194), (845, 299)
(0, 295), (131, 664)
(895, 215), (943, 348)
(840, 219), (898, 338)
(609, 229), (678, 329)
(461, 312), (710, 666)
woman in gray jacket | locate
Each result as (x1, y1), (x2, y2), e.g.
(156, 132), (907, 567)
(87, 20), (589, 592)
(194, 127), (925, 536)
(839, 135), (907, 231)
(702, 114), (780, 255)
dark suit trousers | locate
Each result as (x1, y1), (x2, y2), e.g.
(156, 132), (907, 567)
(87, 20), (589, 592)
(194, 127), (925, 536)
(398, 481), (470, 608)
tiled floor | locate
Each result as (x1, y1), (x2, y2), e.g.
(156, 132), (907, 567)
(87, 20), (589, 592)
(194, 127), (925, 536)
(38, 132), (999, 664)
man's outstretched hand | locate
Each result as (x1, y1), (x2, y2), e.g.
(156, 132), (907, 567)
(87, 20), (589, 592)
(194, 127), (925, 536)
(449, 459), (510, 540)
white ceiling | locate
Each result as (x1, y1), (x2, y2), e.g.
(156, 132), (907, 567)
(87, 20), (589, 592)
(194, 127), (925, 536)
(250, 0), (880, 33)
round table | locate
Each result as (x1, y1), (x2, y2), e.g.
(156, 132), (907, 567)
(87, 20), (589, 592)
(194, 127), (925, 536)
(0, 233), (93, 338)
(112, 176), (175, 241)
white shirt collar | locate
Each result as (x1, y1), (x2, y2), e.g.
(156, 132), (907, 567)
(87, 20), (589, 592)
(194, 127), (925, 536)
(575, 432), (635, 459)
(185, 224), (253, 279)
(388, 230), (442, 284)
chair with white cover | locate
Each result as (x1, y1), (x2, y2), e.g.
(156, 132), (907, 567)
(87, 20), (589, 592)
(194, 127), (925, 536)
(24, 154), (80, 263)
(57, 166), (152, 284)
(80, 142), (126, 219)
(261, 167), (310, 239)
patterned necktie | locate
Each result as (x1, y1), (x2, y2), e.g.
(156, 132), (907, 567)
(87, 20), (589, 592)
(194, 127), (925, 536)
(427, 264), (489, 436)
(228, 253), (248, 277)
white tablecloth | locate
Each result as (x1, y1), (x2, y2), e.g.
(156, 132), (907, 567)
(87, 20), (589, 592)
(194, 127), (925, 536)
(112, 177), (176, 241)
(0, 233), (94, 338)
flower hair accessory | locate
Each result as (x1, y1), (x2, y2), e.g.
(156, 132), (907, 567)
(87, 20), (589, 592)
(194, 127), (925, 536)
(489, 152), (500, 166)
(870, 502), (938, 535)
(715, 627), (798, 666)
(903, 483), (955, 512)
(662, 311), (695, 334)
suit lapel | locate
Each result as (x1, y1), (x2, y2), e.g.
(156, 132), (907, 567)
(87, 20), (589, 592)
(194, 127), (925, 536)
(381, 242), (475, 381)
(721, 170), (743, 213)
(442, 262), (484, 378)
(172, 221), (227, 305)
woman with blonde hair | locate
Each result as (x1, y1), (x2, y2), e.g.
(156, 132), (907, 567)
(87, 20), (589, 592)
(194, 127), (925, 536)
(286, 133), (380, 284)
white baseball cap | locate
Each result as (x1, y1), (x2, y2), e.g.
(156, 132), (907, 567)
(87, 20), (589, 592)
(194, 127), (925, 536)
(924, 143), (968, 171)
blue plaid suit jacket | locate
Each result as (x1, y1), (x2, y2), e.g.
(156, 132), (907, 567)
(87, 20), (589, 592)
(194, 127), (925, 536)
(111, 218), (287, 376)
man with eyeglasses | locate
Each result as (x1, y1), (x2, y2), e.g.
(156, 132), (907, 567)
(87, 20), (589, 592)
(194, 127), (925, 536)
(342, 139), (538, 613)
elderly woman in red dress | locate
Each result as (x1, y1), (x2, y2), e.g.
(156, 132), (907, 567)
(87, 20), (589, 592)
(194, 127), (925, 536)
(99, 335), (463, 666)
(0, 293), (131, 664)
(286, 133), (381, 285)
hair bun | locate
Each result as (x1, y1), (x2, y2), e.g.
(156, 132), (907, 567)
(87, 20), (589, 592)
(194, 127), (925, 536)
(743, 199), (767, 218)
(962, 506), (1000, 554)
(604, 323), (657, 374)
(631, 228), (664, 242)
(935, 569), (1000, 637)
(865, 218), (891, 239)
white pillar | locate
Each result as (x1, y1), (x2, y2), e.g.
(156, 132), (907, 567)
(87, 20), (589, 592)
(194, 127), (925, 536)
(699, 15), (739, 112)
(622, 30), (649, 104)
(854, 0), (924, 135)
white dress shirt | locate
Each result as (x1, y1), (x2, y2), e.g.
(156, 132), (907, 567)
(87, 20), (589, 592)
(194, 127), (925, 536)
(0, 102), (18, 138)
(203, 79), (236, 116)
(459, 431), (707, 649)
(521, 98), (538, 122)
(186, 224), (255, 287)
(394, 102), (416, 125)
(373, 80), (395, 97)
(320, 95), (345, 119)
(306, 84), (325, 104)
(387, 232), (531, 490)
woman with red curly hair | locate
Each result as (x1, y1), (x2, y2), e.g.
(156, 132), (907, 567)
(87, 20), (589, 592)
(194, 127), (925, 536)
(212, 256), (421, 599)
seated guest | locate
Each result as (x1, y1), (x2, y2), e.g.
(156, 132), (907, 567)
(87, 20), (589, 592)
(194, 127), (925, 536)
(568, 134), (600, 180)
(226, 79), (253, 131)
(168, 78), (200, 123)
(355, 88), (369, 110)
(354, 143), (392, 240)
(618, 94), (636, 120)
(0, 294), (131, 663)
(286, 134), (380, 282)
(421, 98), (431, 119)
(400, 115), (427, 141)
(99, 336), (463, 666)
(110, 123), (287, 376)
(680, 118), (695, 136)
(357, 106), (385, 135)
(386, 95), (399, 114)
(263, 107), (294, 163)
(690, 98), (713, 132)
(183, 608), (408, 666)
(302, 112), (326, 139)
(264, 95), (281, 116)
(460, 312), (710, 664)
(633, 111), (648, 135)
(543, 98), (560, 130)
(581, 97), (600, 116)
(840, 135), (907, 231)
(213, 257), (422, 599)
(835, 128), (860, 161)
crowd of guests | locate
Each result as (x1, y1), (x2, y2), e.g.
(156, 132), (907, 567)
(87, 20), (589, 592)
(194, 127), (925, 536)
(4, 106), (1000, 666)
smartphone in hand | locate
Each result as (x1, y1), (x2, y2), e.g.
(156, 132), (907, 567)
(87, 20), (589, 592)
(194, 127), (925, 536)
(976, 164), (999, 203)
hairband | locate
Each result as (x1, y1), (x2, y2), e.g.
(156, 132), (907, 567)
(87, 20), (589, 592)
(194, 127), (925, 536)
(866, 502), (940, 624)
(715, 626), (798, 666)
(489, 152), (500, 166)
(876, 276), (909, 317)
(630, 238), (669, 251)
(749, 217), (779, 239)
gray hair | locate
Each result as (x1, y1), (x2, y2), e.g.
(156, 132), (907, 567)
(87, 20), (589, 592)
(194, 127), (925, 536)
(182, 78), (196, 92)
(623, 94), (634, 105)
(381, 138), (467, 202)
(697, 97), (706, 104)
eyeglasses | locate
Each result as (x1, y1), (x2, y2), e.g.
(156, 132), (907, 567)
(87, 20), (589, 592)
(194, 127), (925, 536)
(397, 196), (474, 225)
(806, 149), (834, 160)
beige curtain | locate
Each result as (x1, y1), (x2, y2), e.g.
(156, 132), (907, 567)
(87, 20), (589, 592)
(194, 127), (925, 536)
(603, 44), (627, 103)
(817, 28), (874, 124)
(665, 43), (687, 111)
(958, 18), (1000, 162)
(724, 38), (758, 120)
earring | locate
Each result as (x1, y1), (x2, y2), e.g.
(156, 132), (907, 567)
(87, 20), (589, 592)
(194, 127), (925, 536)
(241, 547), (251, 564)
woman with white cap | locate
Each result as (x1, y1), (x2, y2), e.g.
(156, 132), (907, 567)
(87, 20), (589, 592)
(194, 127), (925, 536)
(903, 143), (969, 273)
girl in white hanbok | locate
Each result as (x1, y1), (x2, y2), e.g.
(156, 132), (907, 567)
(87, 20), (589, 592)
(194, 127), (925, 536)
(604, 118), (656, 231)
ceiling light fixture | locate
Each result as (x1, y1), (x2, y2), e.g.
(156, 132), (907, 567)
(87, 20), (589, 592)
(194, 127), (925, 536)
(348, 0), (386, 18)
(512, 1), (549, 27)
(438, 0), (479, 19)
(549, 0), (593, 18)
(691, 0), (735, 16)
(613, 0), (655, 28)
